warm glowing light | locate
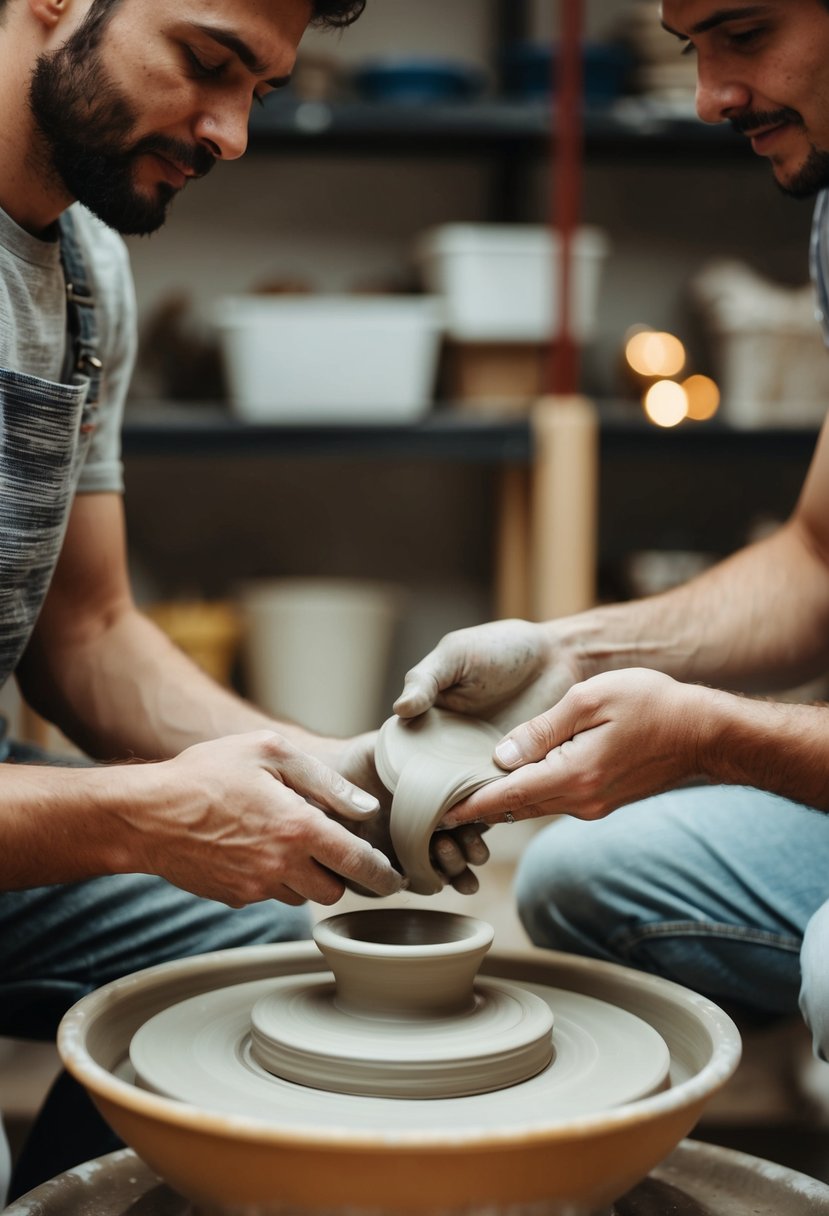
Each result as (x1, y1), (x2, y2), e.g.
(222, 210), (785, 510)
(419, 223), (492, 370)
(644, 380), (689, 428)
(626, 330), (687, 378)
(683, 374), (720, 421)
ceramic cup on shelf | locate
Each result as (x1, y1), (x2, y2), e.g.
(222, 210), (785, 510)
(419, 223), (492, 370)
(375, 707), (506, 895)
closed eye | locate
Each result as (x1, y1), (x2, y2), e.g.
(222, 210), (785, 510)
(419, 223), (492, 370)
(727, 27), (765, 48)
(184, 45), (226, 78)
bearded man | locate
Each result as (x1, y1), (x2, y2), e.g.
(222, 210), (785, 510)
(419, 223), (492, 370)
(398, 0), (829, 1083)
(0, 0), (488, 1197)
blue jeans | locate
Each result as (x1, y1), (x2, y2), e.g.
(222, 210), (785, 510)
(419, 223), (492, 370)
(0, 736), (310, 1198)
(514, 786), (829, 1059)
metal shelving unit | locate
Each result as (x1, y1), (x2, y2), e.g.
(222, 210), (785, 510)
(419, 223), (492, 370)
(126, 3), (790, 619)
(122, 403), (818, 464)
(247, 99), (745, 160)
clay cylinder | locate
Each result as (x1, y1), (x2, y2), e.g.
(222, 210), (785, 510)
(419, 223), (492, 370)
(313, 909), (494, 1020)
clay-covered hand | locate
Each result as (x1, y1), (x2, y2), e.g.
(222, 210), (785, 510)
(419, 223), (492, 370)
(440, 669), (707, 828)
(394, 619), (580, 734)
(130, 730), (404, 907)
(335, 732), (491, 895)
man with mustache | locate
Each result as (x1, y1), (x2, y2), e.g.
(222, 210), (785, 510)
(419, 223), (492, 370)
(0, 0), (488, 1197)
(398, 0), (829, 1077)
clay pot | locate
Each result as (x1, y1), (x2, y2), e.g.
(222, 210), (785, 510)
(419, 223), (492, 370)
(313, 908), (493, 1019)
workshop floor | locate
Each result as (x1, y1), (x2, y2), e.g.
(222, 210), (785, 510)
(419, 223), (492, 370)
(3, 852), (829, 1196)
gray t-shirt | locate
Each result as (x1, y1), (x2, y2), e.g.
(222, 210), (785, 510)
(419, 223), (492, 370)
(0, 202), (135, 493)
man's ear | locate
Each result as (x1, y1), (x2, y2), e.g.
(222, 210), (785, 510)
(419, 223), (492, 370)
(27, 0), (74, 31)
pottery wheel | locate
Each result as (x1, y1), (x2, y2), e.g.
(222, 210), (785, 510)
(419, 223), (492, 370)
(248, 974), (553, 1098)
(11, 1142), (829, 1216)
(128, 974), (672, 1126)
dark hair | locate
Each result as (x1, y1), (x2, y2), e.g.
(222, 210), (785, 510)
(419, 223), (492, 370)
(0, 0), (366, 28)
(311, 0), (366, 28)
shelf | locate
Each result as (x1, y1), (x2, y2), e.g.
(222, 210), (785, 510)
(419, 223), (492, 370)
(122, 402), (821, 463)
(247, 98), (747, 161)
(122, 403), (531, 462)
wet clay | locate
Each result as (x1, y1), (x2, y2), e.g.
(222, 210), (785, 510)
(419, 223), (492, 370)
(130, 909), (670, 1112)
(375, 709), (506, 894)
(248, 909), (554, 1097)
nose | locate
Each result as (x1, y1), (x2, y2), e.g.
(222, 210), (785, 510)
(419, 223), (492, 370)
(194, 99), (250, 161)
(695, 60), (752, 125)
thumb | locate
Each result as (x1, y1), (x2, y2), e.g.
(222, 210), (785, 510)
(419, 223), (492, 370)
(494, 698), (580, 769)
(393, 667), (441, 718)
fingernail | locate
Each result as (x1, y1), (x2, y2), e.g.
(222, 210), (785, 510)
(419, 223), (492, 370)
(495, 738), (521, 767)
(351, 790), (379, 812)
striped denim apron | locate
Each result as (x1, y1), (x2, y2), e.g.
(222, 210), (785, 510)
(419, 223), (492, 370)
(0, 210), (103, 690)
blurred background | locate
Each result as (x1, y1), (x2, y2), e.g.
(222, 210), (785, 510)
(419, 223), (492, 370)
(93, 0), (825, 737)
(4, 0), (829, 1184)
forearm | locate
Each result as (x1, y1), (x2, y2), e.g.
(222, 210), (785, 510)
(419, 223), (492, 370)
(552, 520), (829, 693)
(0, 762), (147, 887)
(697, 689), (829, 812)
(0, 733), (403, 903)
(19, 607), (338, 764)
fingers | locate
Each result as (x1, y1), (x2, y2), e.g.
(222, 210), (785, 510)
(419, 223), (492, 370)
(454, 823), (490, 867)
(310, 815), (405, 898)
(269, 884), (308, 907)
(492, 686), (594, 770)
(429, 825), (490, 895)
(450, 869), (480, 896)
(441, 762), (567, 828)
(258, 732), (380, 821)
(393, 664), (442, 718)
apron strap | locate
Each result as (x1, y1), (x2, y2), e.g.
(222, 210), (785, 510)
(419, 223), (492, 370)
(57, 210), (103, 406)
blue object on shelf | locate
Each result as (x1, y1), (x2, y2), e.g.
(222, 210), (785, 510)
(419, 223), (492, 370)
(501, 42), (632, 106)
(352, 57), (487, 105)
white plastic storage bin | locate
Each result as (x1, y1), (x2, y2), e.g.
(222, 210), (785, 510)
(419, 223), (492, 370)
(691, 260), (829, 427)
(214, 295), (444, 423)
(415, 224), (609, 343)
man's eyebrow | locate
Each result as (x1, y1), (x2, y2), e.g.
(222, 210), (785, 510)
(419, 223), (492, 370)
(662, 6), (771, 40)
(190, 22), (293, 87)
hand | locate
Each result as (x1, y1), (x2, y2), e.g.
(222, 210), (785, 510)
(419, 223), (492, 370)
(394, 619), (580, 734)
(130, 730), (404, 907)
(440, 669), (707, 828)
(335, 732), (491, 895)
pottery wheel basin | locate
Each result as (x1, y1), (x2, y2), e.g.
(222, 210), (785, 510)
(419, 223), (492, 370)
(58, 913), (741, 1216)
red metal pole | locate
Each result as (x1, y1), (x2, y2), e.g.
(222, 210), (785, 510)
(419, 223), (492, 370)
(550, 0), (585, 395)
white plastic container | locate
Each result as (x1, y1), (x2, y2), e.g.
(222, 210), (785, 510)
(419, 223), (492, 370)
(239, 578), (402, 736)
(692, 260), (829, 427)
(415, 224), (610, 343)
(214, 295), (444, 423)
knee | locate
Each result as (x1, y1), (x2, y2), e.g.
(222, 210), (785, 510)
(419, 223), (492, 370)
(800, 901), (829, 1060)
(514, 819), (612, 955)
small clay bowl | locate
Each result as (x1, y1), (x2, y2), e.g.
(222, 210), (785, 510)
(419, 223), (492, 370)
(312, 907), (494, 1019)
(375, 708), (505, 894)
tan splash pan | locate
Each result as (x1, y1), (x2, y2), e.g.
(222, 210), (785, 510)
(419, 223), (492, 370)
(58, 941), (741, 1216)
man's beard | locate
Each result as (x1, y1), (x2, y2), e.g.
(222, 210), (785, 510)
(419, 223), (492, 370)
(27, 21), (215, 235)
(778, 144), (829, 199)
(730, 106), (829, 199)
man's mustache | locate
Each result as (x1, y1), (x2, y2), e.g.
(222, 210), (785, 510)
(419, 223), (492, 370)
(131, 134), (216, 179)
(729, 107), (803, 135)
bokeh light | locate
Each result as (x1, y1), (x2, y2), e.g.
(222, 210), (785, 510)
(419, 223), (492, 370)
(644, 380), (689, 428)
(682, 374), (720, 421)
(626, 330), (687, 379)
